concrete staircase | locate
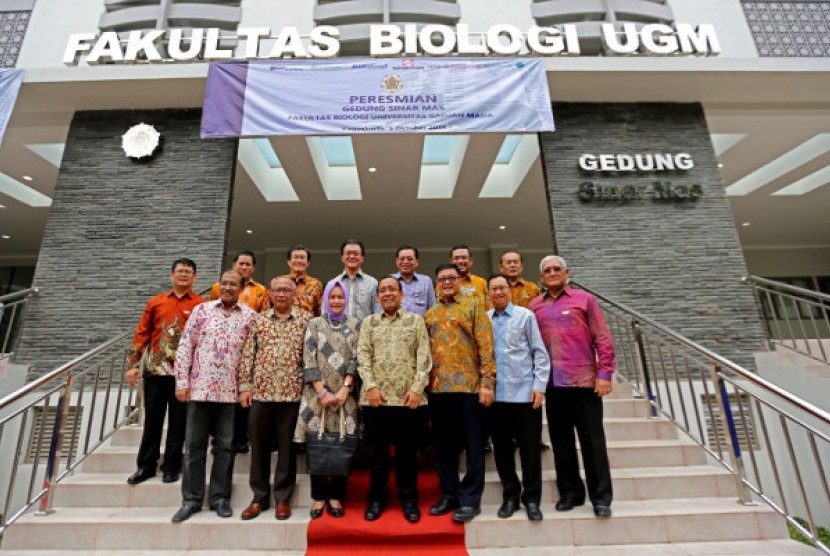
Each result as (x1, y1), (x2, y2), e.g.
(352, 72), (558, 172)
(1, 384), (816, 555)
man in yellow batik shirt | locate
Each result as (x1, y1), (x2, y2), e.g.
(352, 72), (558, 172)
(424, 263), (495, 524)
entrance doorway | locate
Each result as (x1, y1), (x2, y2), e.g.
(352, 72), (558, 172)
(223, 132), (554, 284)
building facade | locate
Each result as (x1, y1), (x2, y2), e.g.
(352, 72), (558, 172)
(0, 0), (828, 374)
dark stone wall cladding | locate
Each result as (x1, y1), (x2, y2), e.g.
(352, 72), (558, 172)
(16, 109), (237, 377)
(540, 103), (766, 370)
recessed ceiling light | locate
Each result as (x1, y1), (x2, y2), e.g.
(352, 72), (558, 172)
(717, 163), (724, 168)
(245, 229), (253, 235)
(22, 175), (33, 181)
(368, 167), (377, 173)
(741, 222), (751, 227)
(499, 225), (507, 230)
(1, 234), (10, 239)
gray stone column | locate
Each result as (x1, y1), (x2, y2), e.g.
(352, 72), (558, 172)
(16, 109), (237, 377)
(539, 102), (766, 369)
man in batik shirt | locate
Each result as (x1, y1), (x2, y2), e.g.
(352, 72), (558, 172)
(171, 269), (255, 522)
(392, 244), (436, 317)
(208, 250), (267, 312)
(529, 255), (616, 519)
(497, 250), (548, 451)
(209, 249), (267, 454)
(239, 276), (312, 521)
(281, 244), (323, 316)
(125, 258), (204, 486)
(424, 263), (495, 523)
(498, 250), (542, 308)
(448, 244), (487, 304)
(358, 275), (432, 523)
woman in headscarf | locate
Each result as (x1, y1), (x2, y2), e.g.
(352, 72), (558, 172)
(294, 280), (360, 518)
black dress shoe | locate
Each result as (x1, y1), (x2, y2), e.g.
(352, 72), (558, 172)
(233, 442), (249, 454)
(161, 471), (179, 483)
(309, 504), (324, 520)
(593, 505), (612, 518)
(525, 501), (543, 521)
(497, 499), (519, 519)
(171, 505), (200, 523)
(452, 505), (481, 523)
(215, 500), (232, 518)
(429, 497), (459, 516)
(126, 469), (155, 485)
(555, 499), (584, 512)
(364, 501), (384, 521)
(327, 503), (344, 518)
(402, 502), (421, 523)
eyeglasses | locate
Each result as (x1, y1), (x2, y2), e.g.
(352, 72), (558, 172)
(271, 288), (294, 294)
(542, 266), (566, 273)
(436, 276), (459, 283)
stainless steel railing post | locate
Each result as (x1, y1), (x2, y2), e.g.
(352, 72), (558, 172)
(631, 321), (658, 419)
(711, 366), (754, 505)
(35, 374), (73, 516)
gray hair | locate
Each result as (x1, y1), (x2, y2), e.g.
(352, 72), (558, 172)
(539, 255), (568, 273)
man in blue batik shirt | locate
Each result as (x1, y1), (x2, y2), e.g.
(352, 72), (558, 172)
(486, 274), (551, 521)
(391, 244), (436, 317)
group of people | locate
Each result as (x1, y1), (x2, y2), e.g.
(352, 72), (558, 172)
(125, 240), (617, 526)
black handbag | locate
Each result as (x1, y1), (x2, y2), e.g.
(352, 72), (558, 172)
(305, 405), (358, 478)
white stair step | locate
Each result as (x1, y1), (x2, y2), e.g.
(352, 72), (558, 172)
(107, 400), (658, 447)
(53, 464), (736, 508)
(2, 506), (310, 551)
(468, 539), (817, 555)
(80, 438), (706, 474)
(464, 498), (788, 548)
(1, 552), (306, 556)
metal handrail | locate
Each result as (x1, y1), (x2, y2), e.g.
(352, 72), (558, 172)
(744, 275), (830, 365)
(747, 276), (830, 303)
(0, 285), (210, 534)
(581, 283), (830, 425)
(0, 288), (40, 361)
(0, 331), (137, 534)
(573, 280), (830, 554)
(0, 288), (40, 304)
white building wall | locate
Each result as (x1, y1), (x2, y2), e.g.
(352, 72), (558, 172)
(17, 0), (760, 71)
(457, 0), (535, 31)
(239, 0), (315, 32)
(16, 0), (102, 68)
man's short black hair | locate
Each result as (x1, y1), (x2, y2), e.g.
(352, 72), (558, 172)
(396, 244), (419, 259)
(435, 263), (461, 277)
(340, 239), (365, 256)
(377, 274), (403, 292)
(233, 250), (256, 265)
(499, 250), (523, 264)
(220, 268), (243, 285)
(171, 258), (197, 274)
(286, 244), (312, 261)
(487, 274), (510, 288)
(450, 244), (472, 257)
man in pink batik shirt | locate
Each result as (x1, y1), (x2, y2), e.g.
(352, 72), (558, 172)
(171, 269), (256, 523)
(528, 255), (616, 519)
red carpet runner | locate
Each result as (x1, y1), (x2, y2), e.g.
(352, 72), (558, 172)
(306, 456), (467, 555)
